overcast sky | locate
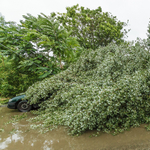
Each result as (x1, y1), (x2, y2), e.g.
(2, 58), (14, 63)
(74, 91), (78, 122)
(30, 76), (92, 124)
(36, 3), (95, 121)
(0, 0), (150, 41)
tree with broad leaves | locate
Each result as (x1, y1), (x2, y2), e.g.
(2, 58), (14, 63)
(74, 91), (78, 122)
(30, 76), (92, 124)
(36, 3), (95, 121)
(0, 13), (80, 96)
(54, 4), (128, 50)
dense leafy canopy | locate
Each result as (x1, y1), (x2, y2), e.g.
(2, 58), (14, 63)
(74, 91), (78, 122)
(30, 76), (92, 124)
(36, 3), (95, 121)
(56, 4), (127, 49)
(0, 13), (80, 96)
(20, 13), (80, 70)
(0, 56), (39, 96)
(0, 16), (40, 96)
(25, 42), (150, 135)
(147, 21), (150, 47)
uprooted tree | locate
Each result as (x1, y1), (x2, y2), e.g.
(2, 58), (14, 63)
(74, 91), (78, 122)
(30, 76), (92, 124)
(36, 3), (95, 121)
(25, 42), (150, 135)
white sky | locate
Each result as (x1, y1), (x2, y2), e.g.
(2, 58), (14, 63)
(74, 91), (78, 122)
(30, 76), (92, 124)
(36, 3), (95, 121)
(0, 0), (150, 41)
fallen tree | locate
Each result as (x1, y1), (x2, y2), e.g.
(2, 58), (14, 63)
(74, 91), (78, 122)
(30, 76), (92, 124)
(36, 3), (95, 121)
(25, 42), (150, 135)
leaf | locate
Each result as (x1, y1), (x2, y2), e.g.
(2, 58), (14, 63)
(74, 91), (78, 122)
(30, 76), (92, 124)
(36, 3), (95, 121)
(38, 70), (52, 78)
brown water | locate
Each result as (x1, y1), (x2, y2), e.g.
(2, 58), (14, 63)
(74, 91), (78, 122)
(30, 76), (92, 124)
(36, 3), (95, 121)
(1, 107), (150, 150)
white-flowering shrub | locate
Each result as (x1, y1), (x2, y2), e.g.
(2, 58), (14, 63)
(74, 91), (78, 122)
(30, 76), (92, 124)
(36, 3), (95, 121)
(25, 42), (150, 135)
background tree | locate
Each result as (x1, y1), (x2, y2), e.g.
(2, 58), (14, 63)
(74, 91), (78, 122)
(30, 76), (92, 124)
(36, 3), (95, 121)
(147, 21), (150, 47)
(55, 4), (128, 50)
(0, 13), (80, 96)
(0, 15), (40, 96)
(20, 13), (80, 72)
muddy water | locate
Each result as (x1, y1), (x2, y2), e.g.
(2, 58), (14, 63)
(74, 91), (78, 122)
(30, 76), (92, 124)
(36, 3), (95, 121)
(1, 107), (150, 150)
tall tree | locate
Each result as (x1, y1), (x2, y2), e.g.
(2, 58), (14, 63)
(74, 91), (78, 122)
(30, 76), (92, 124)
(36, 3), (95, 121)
(0, 13), (80, 96)
(55, 4), (127, 50)
(20, 13), (80, 71)
(0, 15), (40, 96)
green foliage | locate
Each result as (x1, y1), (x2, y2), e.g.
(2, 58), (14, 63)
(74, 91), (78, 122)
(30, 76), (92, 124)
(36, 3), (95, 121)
(0, 15), (41, 96)
(0, 55), (39, 96)
(0, 13), (80, 96)
(0, 4), (128, 97)
(21, 13), (81, 70)
(0, 98), (9, 105)
(5, 113), (28, 125)
(147, 21), (150, 47)
(25, 42), (150, 135)
(56, 4), (127, 50)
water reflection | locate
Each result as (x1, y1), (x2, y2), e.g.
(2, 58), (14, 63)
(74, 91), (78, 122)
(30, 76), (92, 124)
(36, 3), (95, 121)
(1, 107), (150, 150)
(0, 133), (24, 149)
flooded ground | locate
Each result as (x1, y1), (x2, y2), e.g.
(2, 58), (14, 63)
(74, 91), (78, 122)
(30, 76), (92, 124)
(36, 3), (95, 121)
(1, 107), (150, 150)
